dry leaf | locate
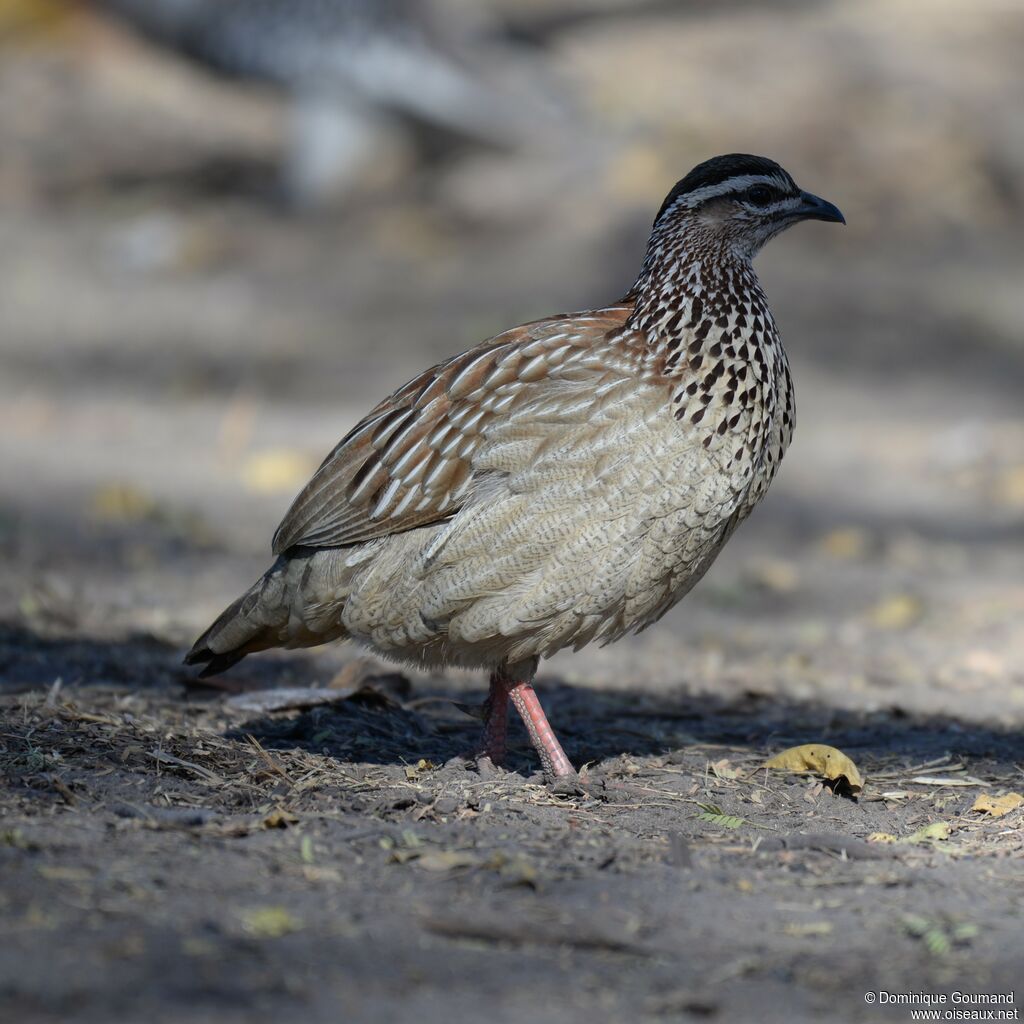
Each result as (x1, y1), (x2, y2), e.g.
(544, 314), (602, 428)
(910, 776), (989, 788)
(415, 850), (481, 872)
(228, 687), (353, 713)
(240, 449), (317, 495)
(37, 865), (91, 882)
(960, 649), (1005, 677)
(819, 526), (870, 560)
(90, 483), (158, 523)
(227, 682), (402, 714)
(907, 821), (952, 843)
(868, 593), (923, 630)
(0, 0), (79, 35)
(994, 465), (1024, 509)
(971, 792), (1024, 818)
(746, 558), (799, 593)
(606, 144), (673, 203)
(89, 483), (211, 543)
(488, 852), (538, 886)
(328, 660), (411, 701)
(868, 822), (952, 845)
(404, 759), (437, 781)
(710, 758), (740, 780)
(765, 744), (864, 794)
(262, 809), (298, 829)
(302, 865), (343, 884)
(238, 906), (301, 938)
(783, 921), (833, 937)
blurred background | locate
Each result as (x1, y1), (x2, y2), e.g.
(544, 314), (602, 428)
(1, 0), (1023, 722)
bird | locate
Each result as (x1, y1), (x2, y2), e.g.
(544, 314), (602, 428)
(187, 154), (844, 781)
(91, 0), (560, 205)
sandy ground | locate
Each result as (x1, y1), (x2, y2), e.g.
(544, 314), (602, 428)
(2, 3), (1024, 1022)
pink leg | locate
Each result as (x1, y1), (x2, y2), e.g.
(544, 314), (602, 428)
(509, 683), (576, 780)
(492, 662), (575, 781)
(479, 672), (510, 765)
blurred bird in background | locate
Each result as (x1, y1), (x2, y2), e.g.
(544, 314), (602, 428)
(90, 0), (572, 206)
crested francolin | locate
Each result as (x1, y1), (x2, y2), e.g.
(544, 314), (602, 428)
(187, 154), (844, 780)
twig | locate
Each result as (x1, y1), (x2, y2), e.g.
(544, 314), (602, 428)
(148, 750), (221, 782)
(245, 734), (292, 783)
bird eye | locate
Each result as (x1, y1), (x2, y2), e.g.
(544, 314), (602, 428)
(746, 186), (772, 206)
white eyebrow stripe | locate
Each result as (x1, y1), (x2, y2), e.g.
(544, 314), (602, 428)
(676, 173), (795, 209)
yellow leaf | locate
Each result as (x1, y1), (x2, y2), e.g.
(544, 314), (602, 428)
(261, 809), (298, 829)
(404, 759), (437, 781)
(415, 850), (481, 872)
(37, 865), (91, 882)
(906, 821), (952, 843)
(994, 466), (1024, 510)
(783, 921), (833, 937)
(90, 483), (158, 523)
(238, 906), (301, 938)
(765, 744), (864, 794)
(239, 449), (317, 495)
(971, 792), (1024, 818)
(746, 558), (799, 593)
(818, 527), (870, 560)
(868, 593), (923, 630)
(302, 865), (342, 884)
(0, 0), (76, 37)
(606, 145), (673, 204)
(870, 822), (952, 845)
(488, 852), (538, 886)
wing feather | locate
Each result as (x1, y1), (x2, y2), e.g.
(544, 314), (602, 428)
(271, 306), (632, 553)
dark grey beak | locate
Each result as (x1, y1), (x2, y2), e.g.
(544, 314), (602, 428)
(797, 191), (845, 225)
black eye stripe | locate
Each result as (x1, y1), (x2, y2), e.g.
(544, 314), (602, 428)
(745, 185), (774, 205)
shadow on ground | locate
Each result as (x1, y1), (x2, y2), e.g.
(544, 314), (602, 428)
(3, 620), (1020, 779)
(3, 623), (1024, 1024)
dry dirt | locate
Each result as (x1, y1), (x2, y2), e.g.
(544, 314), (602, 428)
(2, 3), (1024, 1023)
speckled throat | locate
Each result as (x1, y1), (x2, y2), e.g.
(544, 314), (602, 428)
(622, 223), (796, 500)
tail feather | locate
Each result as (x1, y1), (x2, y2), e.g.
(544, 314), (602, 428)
(185, 646), (248, 679)
(185, 564), (288, 677)
(185, 551), (351, 677)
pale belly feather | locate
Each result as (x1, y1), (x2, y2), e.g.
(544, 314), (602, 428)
(325, 369), (778, 669)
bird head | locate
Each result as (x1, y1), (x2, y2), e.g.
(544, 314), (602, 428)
(651, 154), (844, 261)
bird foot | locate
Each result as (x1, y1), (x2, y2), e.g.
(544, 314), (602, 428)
(548, 772), (583, 796)
(472, 754), (506, 780)
(449, 749), (507, 778)
(468, 664), (577, 785)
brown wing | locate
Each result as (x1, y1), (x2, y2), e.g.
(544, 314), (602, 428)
(271, 306), (632, 554)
